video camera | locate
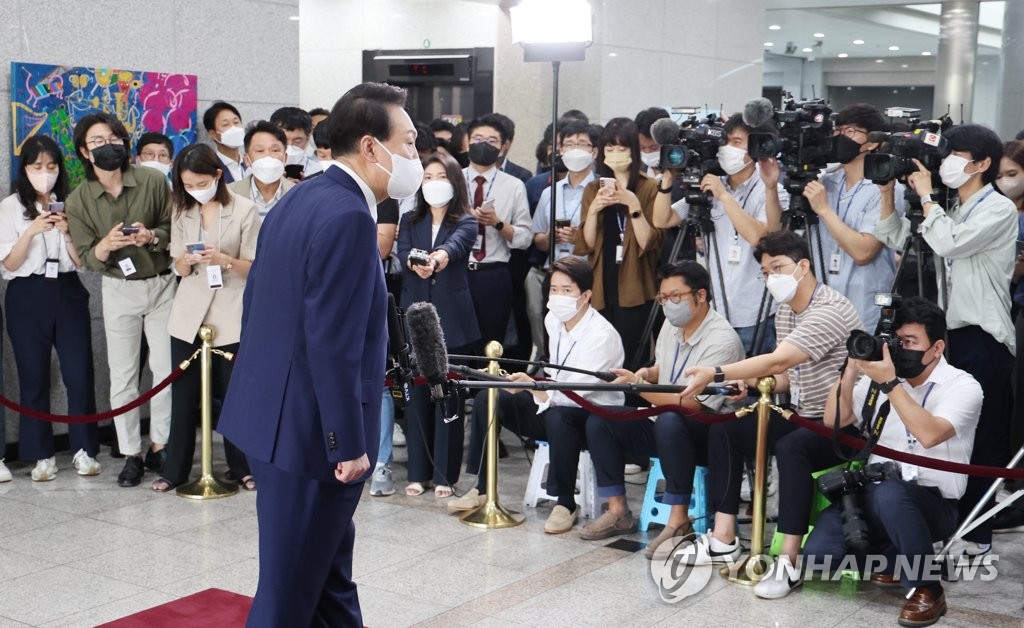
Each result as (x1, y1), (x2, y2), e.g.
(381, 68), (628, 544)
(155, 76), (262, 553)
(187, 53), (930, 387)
(817, 461), (901, 552)
(654, 114), (726, 210)
(846, 292), (901, 361)
(863, 114), (954, 185)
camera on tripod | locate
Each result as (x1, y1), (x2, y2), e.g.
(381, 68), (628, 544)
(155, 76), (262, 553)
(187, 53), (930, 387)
(863, 114), (954, 185)
(846, 292), (901, 361)
(817, 461), (901, 551)
(746, 94), (834, 213)
(658, 116), (726, 209)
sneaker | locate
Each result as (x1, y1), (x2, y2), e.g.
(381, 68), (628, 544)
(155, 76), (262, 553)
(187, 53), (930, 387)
(368, 465), (395, 496)
(117, 456), (146, 487)
(672, 532), (742, 566)
(992, 506), (1024, 534)
(740, 468), (752, 502)
(72, 450), (101, 476)
(754, 555), (803, 599)
(579, 509), (637, 540)
(0, 459), (11, 483)
(945, 539), (991, 562)
(544, 505), (579, 534)
(624, 463), (642, 475)
(447, 488), (486, 513)
(392, 423), (406, 447)
(646, 521), (696, 560)
(31, 457), (58, 482)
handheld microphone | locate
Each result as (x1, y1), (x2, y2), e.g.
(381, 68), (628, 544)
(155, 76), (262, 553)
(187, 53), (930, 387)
(742, 97), (775, 128)
(405, 302), (461, 423)
(386, 294), (413, 403)
(650, 117), (682, 146)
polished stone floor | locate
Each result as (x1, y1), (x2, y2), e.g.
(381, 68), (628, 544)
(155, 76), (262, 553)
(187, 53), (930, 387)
(0, 432), (1022, 627)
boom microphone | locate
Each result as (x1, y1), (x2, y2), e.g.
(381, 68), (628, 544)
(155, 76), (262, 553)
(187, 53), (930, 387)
(386, 294), (413, 402)
(650, 117), (682, 146)
(742, 97), (775, 128)
(405, 302), (460, 422)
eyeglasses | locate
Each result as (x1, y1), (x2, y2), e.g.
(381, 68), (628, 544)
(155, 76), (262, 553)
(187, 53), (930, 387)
(655, 290), (694, 305)
(86, 136), (125, 148)
(562, 142), (593, 151)
(832, 127), (868, 140)
(470, 136), (502, 147)
(139, 150), (170, 163)
(757, 261), (796, 282)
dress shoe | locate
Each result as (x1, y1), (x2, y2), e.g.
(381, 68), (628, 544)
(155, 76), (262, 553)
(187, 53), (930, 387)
(871, 572), (901, 588)
(144, 447), (166, 473)
(117, 456), (146, 487)
(544, 505), (579, 534)
(992, 505), (1024, 533)
(578, 509), (636, 540)
(899, 586), (946, 627)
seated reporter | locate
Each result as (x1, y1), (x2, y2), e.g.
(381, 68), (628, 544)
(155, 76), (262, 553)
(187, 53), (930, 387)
(581, 261), (744, 551)
(449, 257), (625, 534)
(789, 298), (982, 627)
(397, 152), (480, 498)
(152, 144), (259, 492)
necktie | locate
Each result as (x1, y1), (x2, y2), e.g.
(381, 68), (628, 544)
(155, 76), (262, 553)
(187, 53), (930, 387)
(473, 175), (487, 262)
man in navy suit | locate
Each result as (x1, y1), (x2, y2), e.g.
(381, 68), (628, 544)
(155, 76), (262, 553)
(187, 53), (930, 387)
(219, 82), (420, 627)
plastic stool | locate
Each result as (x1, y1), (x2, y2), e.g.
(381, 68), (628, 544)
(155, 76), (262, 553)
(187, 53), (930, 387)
(639, 458), (710, 533)
(522, 441), (601, 519)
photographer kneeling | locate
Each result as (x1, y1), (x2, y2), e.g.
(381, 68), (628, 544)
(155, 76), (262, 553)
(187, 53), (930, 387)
(794, 297), (981, 626)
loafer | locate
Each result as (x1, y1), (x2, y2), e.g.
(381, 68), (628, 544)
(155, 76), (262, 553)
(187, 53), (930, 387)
(447, 488), (486, 513)
(544, 505), (579, 534)
(117, 456), (146, 487)
(871, 572), (901, 588)
(0, 459), (12, 483)
(31, 457), (58, 482)
(646, 521), (695, 560)
(144, 447), (166, 473)
(753, 556), (803, 599)
(579, 509), (636, 540)
(369, 465), (395, 497)
(72, 449), (101, 476)
(899, 586), (946, 627)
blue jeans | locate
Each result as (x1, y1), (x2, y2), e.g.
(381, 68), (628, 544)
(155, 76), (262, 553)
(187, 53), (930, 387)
(376, 391), (394, 467)
(734, 315), (776, 356)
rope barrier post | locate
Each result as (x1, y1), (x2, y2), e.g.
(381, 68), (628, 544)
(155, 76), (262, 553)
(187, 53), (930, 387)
(722, 376), (775, 585)
(177, 325), (238, 500)
(461, 341), (525, 529)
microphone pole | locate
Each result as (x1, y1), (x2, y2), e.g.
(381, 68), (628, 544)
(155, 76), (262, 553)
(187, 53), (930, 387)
(453, 379), (742, 397)
(447, 354), (618, 382)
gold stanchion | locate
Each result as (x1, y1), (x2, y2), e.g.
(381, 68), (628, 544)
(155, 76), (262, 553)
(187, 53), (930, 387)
(722, 376), (775, 584)
(177, 326), (238, 500)
(461, 341), (525, 529)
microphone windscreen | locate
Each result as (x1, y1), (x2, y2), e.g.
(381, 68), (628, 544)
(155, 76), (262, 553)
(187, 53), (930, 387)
(406, 302), (449, 385)
(742, 98), (775, 128)
(650, 117), (681, 146)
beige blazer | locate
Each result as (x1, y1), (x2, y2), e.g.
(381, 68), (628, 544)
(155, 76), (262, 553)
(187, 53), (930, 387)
(167, 192), (260, 346)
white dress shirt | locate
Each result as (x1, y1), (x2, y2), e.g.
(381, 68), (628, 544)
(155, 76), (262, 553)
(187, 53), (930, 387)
(463, 165), (532, 264)
(532, 171), (595, 267)
(216, 149), (246, 182)
(335, 162), (379, 221)
(537, 307), (625, 412)
(0, 194), (77, 279)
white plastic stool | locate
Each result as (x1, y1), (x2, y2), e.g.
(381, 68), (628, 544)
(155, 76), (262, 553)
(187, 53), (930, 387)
(522, 441), (601, 519)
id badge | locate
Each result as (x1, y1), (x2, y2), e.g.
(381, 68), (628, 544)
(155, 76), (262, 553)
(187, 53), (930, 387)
(206, 265), (224, 290)
(472, 233), (484, 251)
(728, 244), (742, 264)
(118, 257), (137, 277)
(44, 258), (59, 281)
(615, 244), (624, 264)
(790, 383), (800, 408)
(829, 252), (842, 275)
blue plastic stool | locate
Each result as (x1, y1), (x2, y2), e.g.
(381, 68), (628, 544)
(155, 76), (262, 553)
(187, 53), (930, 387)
(639, 458), (709, 533)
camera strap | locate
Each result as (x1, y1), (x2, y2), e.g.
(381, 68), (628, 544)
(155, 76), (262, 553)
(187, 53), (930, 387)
(831, 368), (891, 463)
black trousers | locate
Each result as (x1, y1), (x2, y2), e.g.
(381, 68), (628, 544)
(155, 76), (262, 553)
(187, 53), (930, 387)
(948, 325), (1014, 545)
(405, 384), (463, 485)
(6, 274), (98, 460)
(587, 411), (708, 506)
(467, 264), (512, 348)
(599, 301), (653, 372)
(774, 425), (859, 535)
(507, 249), (533, 360)
(466, 390), (547, 492)
(803, 481), (959, 589)
(162, 336), (249, 485)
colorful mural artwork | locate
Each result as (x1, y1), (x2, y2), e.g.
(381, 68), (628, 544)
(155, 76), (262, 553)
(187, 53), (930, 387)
(10, 62), (197, 186)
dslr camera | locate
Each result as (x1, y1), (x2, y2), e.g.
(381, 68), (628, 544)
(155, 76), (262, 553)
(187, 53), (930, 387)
(658, 115), (726, 210)
(863, 114), (953, 185)
(846, 293), (901, 361)
(817, 461), (901, 552)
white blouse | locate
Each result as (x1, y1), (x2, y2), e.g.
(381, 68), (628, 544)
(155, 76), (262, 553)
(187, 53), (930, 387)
(0, 193), (77, 280)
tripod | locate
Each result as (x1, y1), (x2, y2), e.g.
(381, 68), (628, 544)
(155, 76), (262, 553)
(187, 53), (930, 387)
(888, 192), (947, 309)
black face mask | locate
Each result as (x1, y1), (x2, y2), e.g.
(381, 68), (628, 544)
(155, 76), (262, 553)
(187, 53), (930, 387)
(831, 134), (863, 165)
(469, 142), (500, 167)
(91, 143), (128, 171)
(895, 344), (935, 379)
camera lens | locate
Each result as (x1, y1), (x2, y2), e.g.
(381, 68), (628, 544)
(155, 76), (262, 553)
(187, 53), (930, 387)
(661, 146), (689, 170)
(846, 330), (882, 361)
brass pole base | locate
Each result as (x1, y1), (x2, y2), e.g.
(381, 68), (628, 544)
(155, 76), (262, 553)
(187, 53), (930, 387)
(720, 553), (773, 585)
(176, 474), (239, 500)
(460, 501), (525, 529)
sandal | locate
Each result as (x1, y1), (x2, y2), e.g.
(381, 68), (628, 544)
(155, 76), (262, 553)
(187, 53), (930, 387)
(406, 481), (430, 496)
(151, 478), (176, 493)
(434, 485), (454, 498)
(238, 475), (256, 491)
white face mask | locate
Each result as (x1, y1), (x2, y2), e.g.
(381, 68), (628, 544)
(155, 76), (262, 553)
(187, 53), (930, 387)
(548, 294), (584, 322)
(939, 155), (979, 190)
(26, 171), (58, 195)
(717, 145), (750, 176)
(765, 265), (804, 304)
(187, 183), (218, 205)
(374, 138), (425, 200)
(561, 149), (594, 173)
(138, 161), (171, 176)
(285, 144), (306, 165)
(421, 180), (454, 208)
(250, 156), (285, 184)
(640, 150), (661, 169)
(998, 174), (1024, 201)
(219, 126), (245, 149)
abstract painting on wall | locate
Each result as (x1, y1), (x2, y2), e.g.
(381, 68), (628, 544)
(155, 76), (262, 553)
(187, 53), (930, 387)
(10, 62), (198, 187)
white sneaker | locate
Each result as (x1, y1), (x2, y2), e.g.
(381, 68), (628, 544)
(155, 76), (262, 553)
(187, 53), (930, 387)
(945, 538), (991, 560)
(754, 555), (803, 599)
(392, 423), (407, 447)
(740, 468), (751, 502)
(624, 463), (642, 475)
(72, 449), (101, 476)
(31, 457), (58, 482)
(672, 532), (742, 566)
(0, 459), (12, 483)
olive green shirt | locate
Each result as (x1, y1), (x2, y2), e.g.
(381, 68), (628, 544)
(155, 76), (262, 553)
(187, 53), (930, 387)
(65, 165), (172, 279)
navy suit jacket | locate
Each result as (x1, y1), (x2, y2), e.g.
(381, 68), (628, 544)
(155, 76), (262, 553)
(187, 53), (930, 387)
(502, 159), (533, 185)
(218, 166), (387, 483)
(396, 211), (480, 350)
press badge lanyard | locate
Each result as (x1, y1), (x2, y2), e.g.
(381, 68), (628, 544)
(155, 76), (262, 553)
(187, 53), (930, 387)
(957, 188), (995, 224)
(903, 382), (937, 449)
(829, 176), (866, 274)
(559, 181), (583, 224)
(553, 329), (579, 376)
(670, 342), (695, 384)
(466, 173), (497, 204)
(197, 206), (225, 290)
(726, 180), (761, 264)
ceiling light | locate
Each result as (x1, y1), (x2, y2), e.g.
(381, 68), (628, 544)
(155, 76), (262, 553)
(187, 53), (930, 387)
(802, 47), (812, 53)
(288, 15), (299, 20)
(922, 51), (932, 56)
(608, 52), (617, 57)
(901, 64), (909, 68)
(764, 42), (774, 47)
(813, 32), (825, 38)
(837, 53), (849, 58)
(853, 39), (865, 45)
(888, 45), (900, 51)
(769, 24), (782, 30)
(876, 59), (884, 63)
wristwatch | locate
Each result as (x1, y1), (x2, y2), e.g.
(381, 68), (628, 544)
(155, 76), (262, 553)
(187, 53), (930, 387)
(494, 221), (505, 231)
(879, 378), (901, 394)
(713, 366), (725, 383)
(630, 210), (642, 219)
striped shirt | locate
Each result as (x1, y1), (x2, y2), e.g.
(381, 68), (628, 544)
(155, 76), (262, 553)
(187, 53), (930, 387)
(775, 283), (864, 417)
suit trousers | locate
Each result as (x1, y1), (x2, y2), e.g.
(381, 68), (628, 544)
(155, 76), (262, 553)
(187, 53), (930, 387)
(405, 383), (463, 486)
(467, 264), (512, 348)
(248, 457), (364, 628)
(466, 390), (547, 492)
(6, 274), (98, 460)
(161, 336), (249, 485)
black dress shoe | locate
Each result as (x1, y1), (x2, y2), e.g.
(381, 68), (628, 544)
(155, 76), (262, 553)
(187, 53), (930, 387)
(993, 505), (1024, 533)
(144, 447), (166, 473)
(118, 456), (146, 487)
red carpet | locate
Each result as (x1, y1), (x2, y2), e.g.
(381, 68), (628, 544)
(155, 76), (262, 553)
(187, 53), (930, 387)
(99, 588), (252, 627)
